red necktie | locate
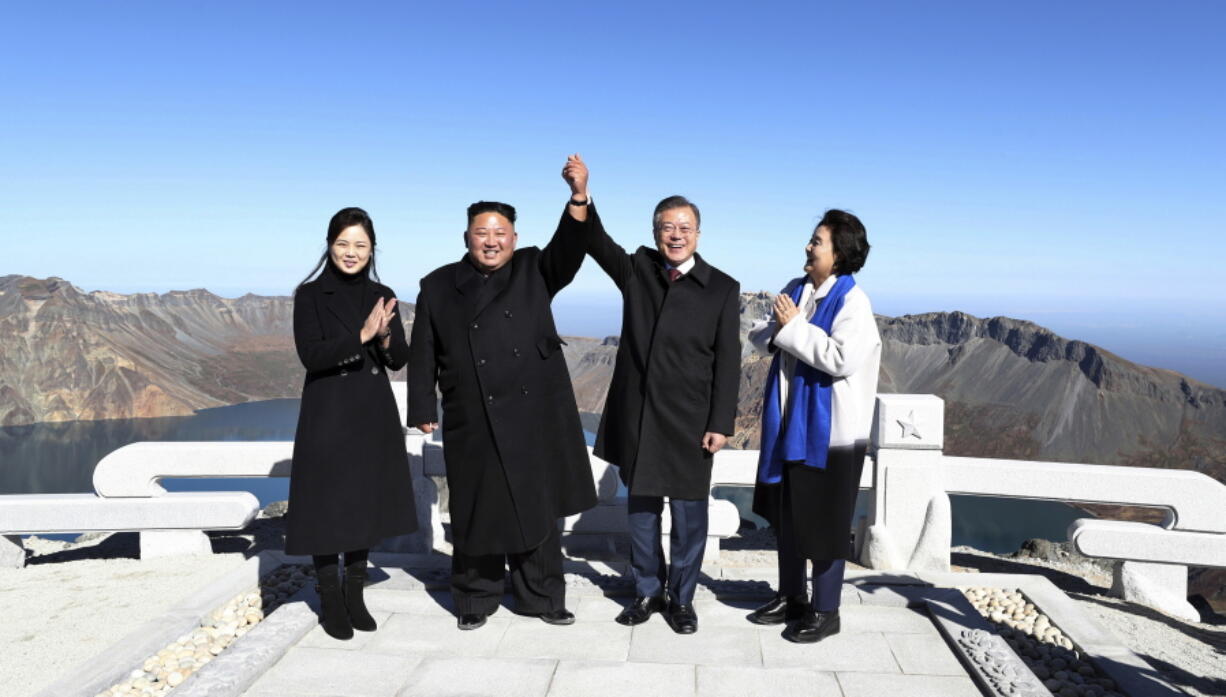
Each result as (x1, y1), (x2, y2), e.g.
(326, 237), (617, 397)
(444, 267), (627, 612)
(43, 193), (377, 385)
(668, 268), (682, 282)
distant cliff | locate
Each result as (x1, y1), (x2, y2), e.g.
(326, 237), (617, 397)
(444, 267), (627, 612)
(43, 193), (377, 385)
(2, 275), (1223, 483)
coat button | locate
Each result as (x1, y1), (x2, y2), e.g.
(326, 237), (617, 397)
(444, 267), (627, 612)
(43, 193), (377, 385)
(340, 369), (348, 377)
(512, 348), (520, 357)
(371, 367), (379, 375)
(471, 322), (479, 330)
(504, 310), (513, 318)
(478, 358), (487, 367)
(487, 394), (494, 403)
(521, 386), (529, 395)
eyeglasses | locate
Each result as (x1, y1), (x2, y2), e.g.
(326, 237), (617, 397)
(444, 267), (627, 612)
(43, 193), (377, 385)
(655, 224), (697, 235)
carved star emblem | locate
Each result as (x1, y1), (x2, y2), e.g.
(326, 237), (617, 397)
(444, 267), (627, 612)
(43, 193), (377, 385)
(897, 410), (923, 440)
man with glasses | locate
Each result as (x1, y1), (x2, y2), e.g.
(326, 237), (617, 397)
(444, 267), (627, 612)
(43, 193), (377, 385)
(581, 156), (741, 634)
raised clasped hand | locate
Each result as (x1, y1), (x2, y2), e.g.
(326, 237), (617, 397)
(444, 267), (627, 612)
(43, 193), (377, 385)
(562, 153), (588, 199)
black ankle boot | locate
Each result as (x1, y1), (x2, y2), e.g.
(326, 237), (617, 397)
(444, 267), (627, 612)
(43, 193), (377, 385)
(746, 593), (808, 625)
(315, 568), (354, 640)
(343, 561), (377, 632)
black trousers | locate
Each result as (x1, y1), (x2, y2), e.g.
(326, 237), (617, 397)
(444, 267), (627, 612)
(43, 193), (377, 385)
(450, 524), (565, 616)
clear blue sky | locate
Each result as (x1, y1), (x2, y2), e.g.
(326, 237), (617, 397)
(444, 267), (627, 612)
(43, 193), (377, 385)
(2, 1), (1224, 383)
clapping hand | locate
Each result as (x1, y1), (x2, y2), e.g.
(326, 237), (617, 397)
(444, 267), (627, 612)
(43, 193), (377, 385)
(361, 297), (398, 346)
(562, 153), (589, 200)
(773, 293), (800, 326)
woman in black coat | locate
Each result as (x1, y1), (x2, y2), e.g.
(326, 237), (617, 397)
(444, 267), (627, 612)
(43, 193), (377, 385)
(287, 206), (418, 640)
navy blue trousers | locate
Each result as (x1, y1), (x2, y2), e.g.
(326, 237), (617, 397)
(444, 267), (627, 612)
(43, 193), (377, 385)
(627, 495), (708, 605)
(775, 505), (846, 611)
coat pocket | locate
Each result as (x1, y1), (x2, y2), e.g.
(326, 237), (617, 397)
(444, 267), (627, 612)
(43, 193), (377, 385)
(536, 334), (567, 359)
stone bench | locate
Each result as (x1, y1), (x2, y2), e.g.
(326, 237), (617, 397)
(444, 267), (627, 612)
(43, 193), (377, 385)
(0, 492), (259, 567)
(93, 442), (294, 497)
(1068, 518), (1226, 621)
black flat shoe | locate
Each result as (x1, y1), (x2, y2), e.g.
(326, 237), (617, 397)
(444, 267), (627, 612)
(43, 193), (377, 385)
(746, 593), (808, 625)
(665, 602), (698, 635)
(457, 613), (487, 631)
(782, 609), (840, 643)
(538, 608), (576, 625)
(615, 596), (666, 626)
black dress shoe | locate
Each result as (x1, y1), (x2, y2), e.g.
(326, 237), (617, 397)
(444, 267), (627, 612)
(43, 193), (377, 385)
(457, 613), (487, 631)
(782, 608), (840, 643)
(615, 596), (665, 626)
(665, 602), (698, 634)
(538, 608), (576, 625)
(746, 594), (808, 625)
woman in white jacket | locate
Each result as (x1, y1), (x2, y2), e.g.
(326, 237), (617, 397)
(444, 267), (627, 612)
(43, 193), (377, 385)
(745, 209), (881, 643)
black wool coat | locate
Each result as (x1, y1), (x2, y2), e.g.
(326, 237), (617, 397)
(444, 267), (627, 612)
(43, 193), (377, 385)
(407, 206), (598, 556)
(285, 270), (418, 556)
(587, 211), (741, 500)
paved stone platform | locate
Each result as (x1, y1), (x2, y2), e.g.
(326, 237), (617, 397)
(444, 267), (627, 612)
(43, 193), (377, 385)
(240, 566), (983, 697)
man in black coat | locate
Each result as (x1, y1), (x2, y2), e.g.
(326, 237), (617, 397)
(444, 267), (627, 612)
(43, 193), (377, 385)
(408, 157), (598, 630)
(586, 176), (741, 634)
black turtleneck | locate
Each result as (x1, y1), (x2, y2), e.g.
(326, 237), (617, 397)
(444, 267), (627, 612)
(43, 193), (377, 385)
(323, 259), (372, 324)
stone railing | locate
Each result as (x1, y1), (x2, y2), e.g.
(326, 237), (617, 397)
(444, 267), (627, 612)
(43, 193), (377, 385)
(858, 394), (1226, 622)
(3, 386), (1224, 621)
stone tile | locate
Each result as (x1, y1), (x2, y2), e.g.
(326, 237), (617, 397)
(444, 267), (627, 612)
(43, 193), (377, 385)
(547, 660), (695, 697)
(885, 633), (969, 676)
(245, 647), (420, 697)
(396, 657), (556, 697)
(840, 605), (938, 634)
(365, 612), (511, 658)
(298, 611), (393, 650)
(855, 584), (933, 608)
(696, 665), (842, 697)
(761, 630), (899, 673)
(365, 567), (431, 592)
(629, 622), (762, 667)
(572, 593), (630, 622)
(690, 597), (778, 627)
(496, 619), (632, 661)
(365, 588), (456, 615)
(845, 571), (928, 586)
(836, 672), (981, 697)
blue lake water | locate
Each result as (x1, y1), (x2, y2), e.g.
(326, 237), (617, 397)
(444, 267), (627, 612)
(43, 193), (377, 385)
(0, 399), (1086, 554)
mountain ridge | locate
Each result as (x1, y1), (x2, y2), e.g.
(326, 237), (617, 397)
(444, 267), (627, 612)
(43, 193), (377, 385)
(1, 274), (1222, 481)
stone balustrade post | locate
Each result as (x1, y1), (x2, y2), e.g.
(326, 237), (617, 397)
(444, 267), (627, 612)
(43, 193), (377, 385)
(860, 394), (951, 572)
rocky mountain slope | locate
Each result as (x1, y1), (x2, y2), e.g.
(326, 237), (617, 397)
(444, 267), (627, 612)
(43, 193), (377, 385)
(1, 276), (323, 425)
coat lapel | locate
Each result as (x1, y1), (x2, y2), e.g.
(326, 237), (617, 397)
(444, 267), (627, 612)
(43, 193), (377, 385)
(454, 254), (513, 321)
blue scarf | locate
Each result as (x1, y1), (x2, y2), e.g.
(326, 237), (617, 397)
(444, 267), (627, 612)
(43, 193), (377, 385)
(757, 275), (856, 484)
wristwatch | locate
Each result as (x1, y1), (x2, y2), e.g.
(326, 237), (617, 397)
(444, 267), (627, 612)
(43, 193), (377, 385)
(568, 196), (590, 207)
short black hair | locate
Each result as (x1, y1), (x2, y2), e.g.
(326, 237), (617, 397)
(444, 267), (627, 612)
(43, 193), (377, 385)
(652, 195), (700, 229)
(817, 209), (870, 274)
(467, 201), (517, 227)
